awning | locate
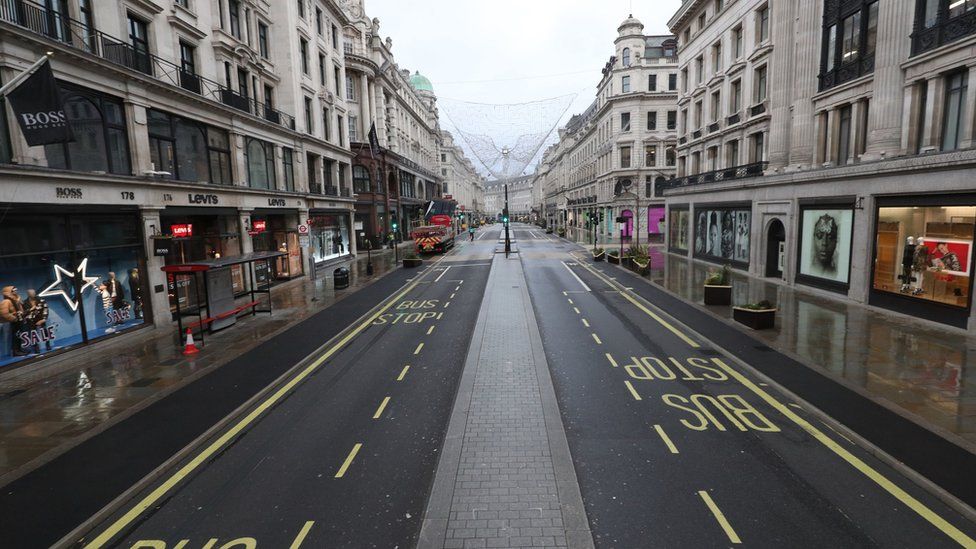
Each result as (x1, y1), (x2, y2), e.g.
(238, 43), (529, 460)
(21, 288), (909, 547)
(161, 251), (287, 273)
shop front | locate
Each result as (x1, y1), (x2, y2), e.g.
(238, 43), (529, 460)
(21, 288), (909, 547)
(249, 211), (304, 282)
(0, 208), (149, 369)
(692, 204), (752, 266)
(668, 206), (690, 253)
(870, 195), (976, 328)
(648, 206), (666, 244)
(309, 212), (351, 264)
(159, 208), (243, 313)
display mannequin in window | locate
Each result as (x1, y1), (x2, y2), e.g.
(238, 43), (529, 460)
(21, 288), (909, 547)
(23, 289), (51, 353)
(0, 286), (26, 357)
(900, 236), (916, 293)
(105, 272), (126, 312)
(911, 237), (930, 295)
(128, 269), (142, 320)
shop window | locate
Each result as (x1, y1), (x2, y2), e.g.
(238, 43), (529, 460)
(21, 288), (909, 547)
(670, 209), (690, 251)
(873, 205), (975, 312)
(797, 206), (855, 290)
(245, 138), (276, 190)
(693, 207), (751, 263)
(837, 104), (853, 165)
(147, 109), (230, 184)
(820, 1), (878, 90)
(353, 165), (371, 193)
(0, 213), (147, 369)
(45, 84), (130, 175)
(942, 71), (968, 152)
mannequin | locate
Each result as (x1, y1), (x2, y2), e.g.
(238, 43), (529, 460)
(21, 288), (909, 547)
(911, 236), (930, 295)
(900, 236), (916, 293)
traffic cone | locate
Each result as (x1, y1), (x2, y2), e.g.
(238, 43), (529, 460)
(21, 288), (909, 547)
(182, 328), (200, 355)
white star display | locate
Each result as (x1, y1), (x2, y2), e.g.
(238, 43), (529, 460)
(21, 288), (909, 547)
(38, 258), (100, 312)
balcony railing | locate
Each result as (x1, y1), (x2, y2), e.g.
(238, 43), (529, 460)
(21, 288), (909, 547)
(656, 161), (767, 194)
(912, 10), (976, 57)
(707, 121), (720, 133)
(749, 102), (767, 117)
(727, 113), (741, 125)
(0, 0), (295, 130)
(818, 54), (876, 91)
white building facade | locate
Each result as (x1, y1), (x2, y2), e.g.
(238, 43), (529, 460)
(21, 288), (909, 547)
(438, 131), (485, 219)
(539, 16), (679, 246)
(665, 0), (976, 332)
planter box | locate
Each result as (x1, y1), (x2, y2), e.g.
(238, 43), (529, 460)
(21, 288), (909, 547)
(733, 307), (776, 330)
(593, 252), (605, 262)
(608, 254), (620, 265)
(622, 257), (633, 269)
(703, 284), (732, 306)
(403, 258), (423, 268)
(632, 260), (650, 276)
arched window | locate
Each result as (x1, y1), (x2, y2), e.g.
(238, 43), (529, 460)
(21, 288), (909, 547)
(45, 86), (130, 175)
(245, 138), (276, 189)
(353, 165), (371, 193)
(622, 48), (631, 67)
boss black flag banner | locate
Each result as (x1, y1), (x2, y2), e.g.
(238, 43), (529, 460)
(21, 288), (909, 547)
(368, 122), (380, 155)
(5, 59), (73, 146)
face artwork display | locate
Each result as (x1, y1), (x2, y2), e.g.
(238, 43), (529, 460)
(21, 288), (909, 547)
(799, 209), (853, 284)
(695, 208), (751, 263)
(674, 210), (690, 250)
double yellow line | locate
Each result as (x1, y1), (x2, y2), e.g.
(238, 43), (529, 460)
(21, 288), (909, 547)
(83, 266), (433, 547)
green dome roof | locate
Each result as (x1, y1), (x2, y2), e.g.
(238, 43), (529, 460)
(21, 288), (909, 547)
(409, 71), (433, 92)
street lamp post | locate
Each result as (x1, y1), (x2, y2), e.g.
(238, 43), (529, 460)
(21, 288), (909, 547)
(504, 183), (511, 257)
(364, 239), (374, 276)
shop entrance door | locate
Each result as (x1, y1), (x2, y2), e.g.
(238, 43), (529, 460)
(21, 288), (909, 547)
(766, 219), (786, 278)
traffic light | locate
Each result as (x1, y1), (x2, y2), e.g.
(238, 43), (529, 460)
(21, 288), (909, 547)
(391, 216), (399, 232)
(502, 208), (510, 225)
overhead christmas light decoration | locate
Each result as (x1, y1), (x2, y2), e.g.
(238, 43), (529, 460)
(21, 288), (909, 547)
(38, 258), (100, 312)
(439, 93), (577, 182)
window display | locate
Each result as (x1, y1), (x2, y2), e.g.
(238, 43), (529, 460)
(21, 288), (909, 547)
(798, 207), (854, 287)
(648, 207), (666, 243)
(310, 214), (351, 263)
(669, 209), (689, 251)
(161, 213), (242, 310)
(0, 213), (147, 369)
(250, 214), (303, 281)
(693, 206), (751, 264)
(873, 205), (974, 308)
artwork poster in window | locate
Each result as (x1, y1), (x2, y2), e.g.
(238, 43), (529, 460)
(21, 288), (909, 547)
(799, 209), (853, 284)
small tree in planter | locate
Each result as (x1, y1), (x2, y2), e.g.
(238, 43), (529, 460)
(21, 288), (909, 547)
(703, 265), (732, 306)
(607, 249), (620, 264)
(403, 252), (423, 268)
(557, 227), (567, 238)
(733, 300), (777, 330)
(593, 247), (606, 262)
(630, 245), (650, 276)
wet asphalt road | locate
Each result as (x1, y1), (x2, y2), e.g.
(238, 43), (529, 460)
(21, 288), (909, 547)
(74, 237), (494, 548)
(517, 228), (976, 548)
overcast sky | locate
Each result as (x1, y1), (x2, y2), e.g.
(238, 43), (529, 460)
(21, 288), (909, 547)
(365, 0), (682, 175)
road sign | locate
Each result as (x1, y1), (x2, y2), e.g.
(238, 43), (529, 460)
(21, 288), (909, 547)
(299, 235), (310, 247)
(298, 224), (309, 235)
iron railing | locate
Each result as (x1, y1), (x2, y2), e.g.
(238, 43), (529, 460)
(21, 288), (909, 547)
(656, 161), (767, 194)
(0, 0), (296, 130)
(912, 8), (976, 57)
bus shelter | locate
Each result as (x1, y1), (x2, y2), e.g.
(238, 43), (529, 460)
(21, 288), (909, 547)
(161, 251), (286, 344)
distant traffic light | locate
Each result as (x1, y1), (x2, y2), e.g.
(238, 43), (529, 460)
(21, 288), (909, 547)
(391, 217), (399, 231)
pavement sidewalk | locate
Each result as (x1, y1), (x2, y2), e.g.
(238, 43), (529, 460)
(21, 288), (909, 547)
(420, 254), (593, 549)
(570, 242), (976, 449)
(0, 245), (410, 484)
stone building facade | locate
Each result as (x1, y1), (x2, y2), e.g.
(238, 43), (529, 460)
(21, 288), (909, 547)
(537, 16), (679, 245)
(485, 175), (534, 219)
(664, 0), (976, 332)
(0, 0), (431, 369)
(438, 130), (485, 220)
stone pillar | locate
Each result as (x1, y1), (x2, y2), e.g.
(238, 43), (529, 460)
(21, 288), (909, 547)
(958, 64), (976, 149)
(360, 75), (371, 139)
(374, 85), (387, 147)
(862, 0), (914, 161)
(140, 207), (174, 329)
(849, 196), (876, 303)
(272, 145), (285, 191)
(239, 208), (254, 254)
(902, 83), (922, 153)
(348, 210), (358, 255)
(826, 108), (839, 166)
(767, 0), (796, 170)
(231, 132), (248, 187)
(125, 100), (152, 176)
(788, 0), (821, 169)
(921, 76), (945, 151)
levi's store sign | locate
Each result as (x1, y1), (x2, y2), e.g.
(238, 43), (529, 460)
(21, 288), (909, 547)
(171, 224), (193, 238)
(252, 220), (267, 233)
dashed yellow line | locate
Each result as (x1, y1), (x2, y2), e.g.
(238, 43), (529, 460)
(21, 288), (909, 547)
(427, 325), (436, 335)
(605, 353), (618, 368)
(581, 318), (590, 328)
(591, 333), (602, 345)
(289, 521), (316, 549)
(567, 298), (574, 305)
(623, 380), (641, 401)
(710, 357), (976, 546)
(573, 307), (581, 315)
(335, 443), (363, 478)
(444, 301), (451, 309)
(450, 293), (456, 299)
(698, 491), (741, 544)
(397, 365), (410, 381)
(373, 396), (391, 419)
(653, 424), (679, 454)
(414, 343), (424, 355)
(437, 312), (444, 320)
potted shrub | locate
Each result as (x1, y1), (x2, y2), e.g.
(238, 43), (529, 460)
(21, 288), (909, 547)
(607, 249), (620, 264)
(592, 247), (605, 262)
(546, 227), (554, 234)
(630, 245), (650, 276)
(403, 253), (423, 268)
(733, 300), (777, 330)
(557, 227), (566, 238)
(703, 265), (732, 306)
